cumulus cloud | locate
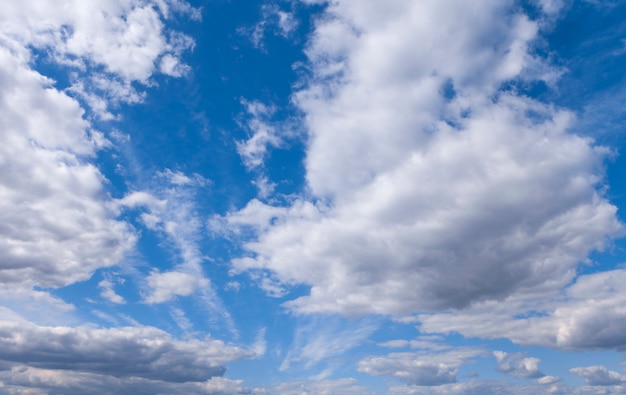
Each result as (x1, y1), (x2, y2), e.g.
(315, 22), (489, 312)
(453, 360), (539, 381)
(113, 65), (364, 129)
(493, 351), (545, 379)
(358, 348), (484, 386)
(144, 270), (210, 303)
(0, 321), (255, 383)
(0, 45), (136, 290)
(417, 268), (626, 351)
(218, 0), (622, 317)
(0, 0), (197, 119)
(0, 0), (196, 81)
(0, 0), (199, 295)
(570, 366), (625, 386)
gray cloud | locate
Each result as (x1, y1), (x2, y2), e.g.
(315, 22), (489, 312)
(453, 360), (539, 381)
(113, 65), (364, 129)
(0, 367), (247, 395)
(0, 321), (255, 383)
(570, 366), (625, 386)
(417, 268), (626, 351)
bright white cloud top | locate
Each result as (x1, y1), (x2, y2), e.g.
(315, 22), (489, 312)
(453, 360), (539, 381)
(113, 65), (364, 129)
(1, 0), (626, 394)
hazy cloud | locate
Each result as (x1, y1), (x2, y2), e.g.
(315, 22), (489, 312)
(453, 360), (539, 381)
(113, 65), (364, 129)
(358, 348), (485, 386)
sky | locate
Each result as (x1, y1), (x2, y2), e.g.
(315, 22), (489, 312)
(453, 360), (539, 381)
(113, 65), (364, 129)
(1, 0), (626, 394)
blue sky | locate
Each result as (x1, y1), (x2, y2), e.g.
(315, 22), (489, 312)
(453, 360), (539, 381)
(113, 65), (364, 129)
(1, 0), (626, 394)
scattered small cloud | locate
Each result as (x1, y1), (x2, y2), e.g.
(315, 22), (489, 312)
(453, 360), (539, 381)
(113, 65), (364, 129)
(570, 365), (625, 386)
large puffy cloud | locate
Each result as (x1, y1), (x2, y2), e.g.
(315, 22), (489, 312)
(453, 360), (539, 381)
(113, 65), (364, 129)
(0, 46), (135, 290)
(0, 320), (254, 383)
(218, 0), (622, 316)
(0, 0), (195, 82)
(0, 0), (197, 291)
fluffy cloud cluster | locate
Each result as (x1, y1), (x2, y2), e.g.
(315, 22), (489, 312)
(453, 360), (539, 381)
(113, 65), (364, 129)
(0, 0), (196, 79)
(0, 45), (135, 290)
(570, 366), (625, 387)
(0, 0), (197, 291)
(0, 320), (255, 393)
(219, 0), (622, 318)
(493, 351), (546, 380)
(418, 268), (626, 350)
(358, 348), (484, 386)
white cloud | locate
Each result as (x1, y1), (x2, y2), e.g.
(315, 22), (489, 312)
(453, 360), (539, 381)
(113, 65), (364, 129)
(97, 279), (126, 304)
(276, 9), (298, 37)
(159, 53), (190, 77)
(358, 348), (485, 386)
(218, 0), (622, 320)
(0, 0), (196, 82)
(0, 0), (199, 298)
(493, 351), (545, 379)
(117, 171), (237, 334)
(244, 4), (299, 50)
(252, 175), (277, 199)
(0, 0), (197, 120)
(144, 270), (209, 303)
(280, 316), (379, 371)
(538, 376), (561, 385)
(570, 366), (625, 386)
(0, 46), (136, 291)
(169, 306), (194, 332)
(157, 168), (210, 187)
(236, 100), (282, 170)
